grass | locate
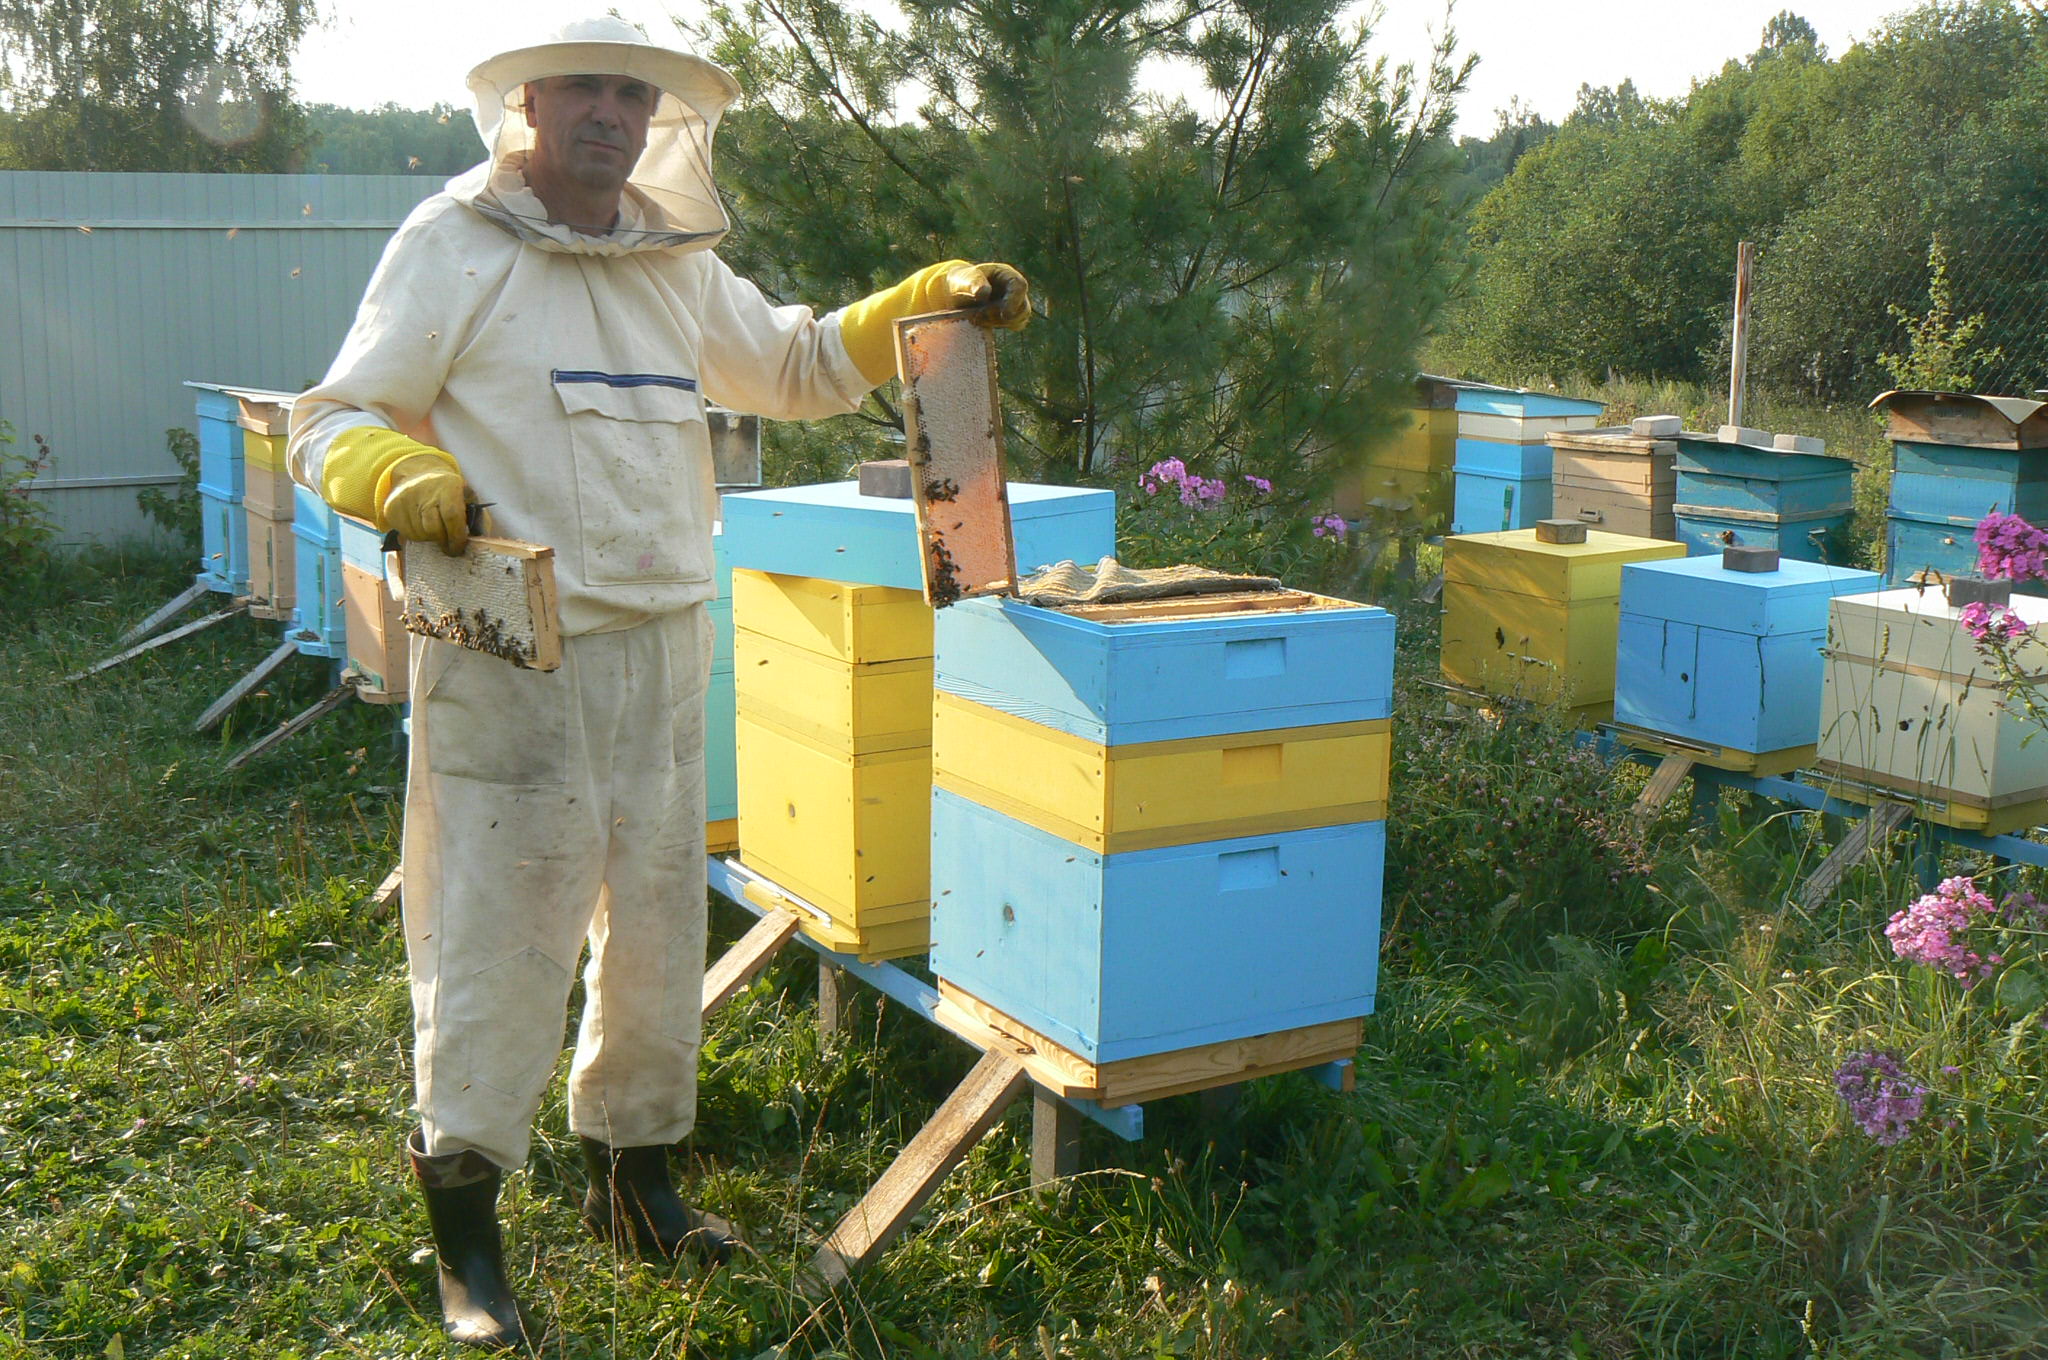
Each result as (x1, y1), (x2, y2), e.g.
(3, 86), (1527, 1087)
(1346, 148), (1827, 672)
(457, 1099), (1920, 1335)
(5, 519), (2048, 1358)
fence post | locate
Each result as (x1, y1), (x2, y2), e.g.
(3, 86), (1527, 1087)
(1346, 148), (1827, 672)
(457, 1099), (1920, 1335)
(1729, 241), (1756, 427)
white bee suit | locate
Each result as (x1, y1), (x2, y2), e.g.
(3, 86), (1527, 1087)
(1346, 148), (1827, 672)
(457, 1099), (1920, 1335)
(290, 18), (871, 1170)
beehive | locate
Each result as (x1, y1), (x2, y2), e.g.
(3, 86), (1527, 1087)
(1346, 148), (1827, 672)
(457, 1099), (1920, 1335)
(1547, 427), (1679, 540)
(338, 515), (406, 702)
(1331, 377), (1457, 527)
(1614, 553), (1886, 771)
(930, 590), (1393, 1064)
(190, 385), (248, 597)
(1673, 435), (1854, 560)
(241, 422), (296, 621)
(1872, 391), (2048, 596)
(733, 568), (936, 960)
(706, 531), (738, 854)
(720, 480), (1115, 591)
(1441, 528), (1687, 718)
(1449, 389), (1606, 535)
(290, 483), (345, 660)
(1818, 585), (2048, 832)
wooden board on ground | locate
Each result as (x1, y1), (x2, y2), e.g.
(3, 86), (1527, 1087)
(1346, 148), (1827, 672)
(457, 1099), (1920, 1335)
(806, 1050), (1029, 1293)
(1797, 799), (1913, 909)
(895, 310), (1017, 607)
(398, 536), (562, 672)
(701, 907), (802, 1019)
(934, 979), (1363, 1106)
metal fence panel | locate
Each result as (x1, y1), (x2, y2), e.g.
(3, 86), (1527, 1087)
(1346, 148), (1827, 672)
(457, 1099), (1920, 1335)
(0, 171), (443, 547)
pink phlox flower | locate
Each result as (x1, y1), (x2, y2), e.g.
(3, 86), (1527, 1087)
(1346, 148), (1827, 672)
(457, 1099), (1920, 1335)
(1974, 512), (2048, 582)
(1960, 600), (2029, 642)
(1181, 476), (1228, 506)
(1139, 457), (1189, 497)
(1242, 474), (1273, 494)
(1834, 1049), (1927, 1145)
(1887, 875), (2002, 986)
(1311, 512), (1348, 539)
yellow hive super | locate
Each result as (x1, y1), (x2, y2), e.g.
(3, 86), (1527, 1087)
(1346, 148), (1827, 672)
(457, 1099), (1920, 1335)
(732, 568), (934, 960)
(1441, 528), (1686, 714)
(1334, 405), (1455, 521)
(932, 693), (1390, 853)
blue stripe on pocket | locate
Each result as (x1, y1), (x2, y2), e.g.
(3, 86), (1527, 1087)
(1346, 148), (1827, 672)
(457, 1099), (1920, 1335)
(550, 369), (699, 391)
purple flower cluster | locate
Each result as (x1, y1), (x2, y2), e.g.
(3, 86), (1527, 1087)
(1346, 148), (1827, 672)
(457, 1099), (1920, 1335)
(1834, 1049), (1928, 1145)
(1242, 474), (1272, 494)
(1887, 875), (2007, 986)
(1960, 600), (2029, 642)
(1974, 512), (2048, 582)
(1311, 513), (1348, 539)
(1139, 458), (1228, 506)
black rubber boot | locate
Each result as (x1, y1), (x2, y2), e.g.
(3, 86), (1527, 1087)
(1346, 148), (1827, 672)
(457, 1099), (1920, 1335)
(579, 1137), (741, 1264)
(408, 1130), (529, 1352)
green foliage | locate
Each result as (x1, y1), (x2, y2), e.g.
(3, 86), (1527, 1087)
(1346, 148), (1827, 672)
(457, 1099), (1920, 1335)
(136, 427), (201, 553)
(0, 0), (317, 171)
(302, 102), (483, 176)
(1439, 1), (2048, 400)
(0, 422), (59, 582)
(697, 0), (1473, 559)
(1879, 234), (2008, 391)
(1446, 98), (1556, 204)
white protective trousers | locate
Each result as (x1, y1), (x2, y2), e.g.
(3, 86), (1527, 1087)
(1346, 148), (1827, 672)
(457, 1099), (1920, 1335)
(405, 606), (711, 1170)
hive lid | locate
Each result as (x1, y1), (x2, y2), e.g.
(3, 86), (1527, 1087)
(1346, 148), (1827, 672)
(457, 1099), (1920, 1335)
(1619, 554), (1887, 634)
(1870, 391), (2048, 450)
(1830, 584), (2048, 681)
(1442, 528), (1688, 599)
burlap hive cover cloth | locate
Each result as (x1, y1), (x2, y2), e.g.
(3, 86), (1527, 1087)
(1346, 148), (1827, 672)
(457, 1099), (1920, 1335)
(1017, 556), (1282, 608)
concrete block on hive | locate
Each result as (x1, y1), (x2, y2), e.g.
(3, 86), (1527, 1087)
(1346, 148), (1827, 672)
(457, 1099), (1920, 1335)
(1535, 518), (1586, 544)
(858, 459), (914, 499)
(1632, 415), (1683, 438)
(1775, 433), (1826, 455)
(1946, 576), (2011, 608)
(1718, 425), (1771, 447)
(1722, 544), (1780, 573)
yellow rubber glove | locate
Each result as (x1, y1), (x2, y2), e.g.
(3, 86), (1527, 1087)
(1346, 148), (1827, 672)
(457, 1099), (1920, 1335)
(321, 427), (471, 555)
(837, 260), (1033, 386)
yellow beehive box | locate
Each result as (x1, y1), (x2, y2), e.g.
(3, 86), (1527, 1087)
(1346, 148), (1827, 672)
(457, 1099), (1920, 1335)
(734, 708), (929, 940)
(1334, 406), (1456, 518)
(932, 693), (1391, 853)
(245, 513), (296, 621)
(734, 628), (932, 754)
(243, 428), (287, 472)
(1441, 529), (1686, 711)
(730, 568), (931, 664)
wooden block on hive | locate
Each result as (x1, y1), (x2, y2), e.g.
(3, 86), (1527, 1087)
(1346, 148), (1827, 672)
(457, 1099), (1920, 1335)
(895, 309), (1017, 606)
(398, 536), (561, 672)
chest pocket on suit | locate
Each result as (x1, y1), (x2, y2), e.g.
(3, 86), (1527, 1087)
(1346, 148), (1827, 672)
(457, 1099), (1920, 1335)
(552, 370), (715, 589)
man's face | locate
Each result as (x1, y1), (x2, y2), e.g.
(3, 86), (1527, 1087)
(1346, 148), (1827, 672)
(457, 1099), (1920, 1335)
(523, 74), (657, 194)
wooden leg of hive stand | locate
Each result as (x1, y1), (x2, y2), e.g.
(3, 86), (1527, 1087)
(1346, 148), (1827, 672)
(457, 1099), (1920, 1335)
(701, 908), (802, 1020)
(193, 637), (301, 732)
(370, 866), (403, 912)
(117, 580), (209, 646)
(1635, 754), (1695, 816)
(1797, 800), (1912, 910)
(224, 683), (352, 770)
(1030, 1086), (1083, 1191)
(71, 602), (247, 681)
(804, 1051), (1028, 1295)
(818, 960), (854, 1039)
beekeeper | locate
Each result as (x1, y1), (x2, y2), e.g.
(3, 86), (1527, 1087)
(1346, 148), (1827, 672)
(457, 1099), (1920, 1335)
(289, 16), (1028, 1350)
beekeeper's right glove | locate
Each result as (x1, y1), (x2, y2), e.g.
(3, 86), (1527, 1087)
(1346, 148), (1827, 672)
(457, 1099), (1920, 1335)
(322, 427), (472, 555)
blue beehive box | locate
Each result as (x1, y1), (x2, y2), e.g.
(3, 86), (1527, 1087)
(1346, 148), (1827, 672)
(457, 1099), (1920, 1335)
(1449, 388), (1605, 534)
(1673, 436), (1855, 561)
(1615, 553), (1887, 762)
(720, 481), (1115, 590)
(1882, 442), (2048, 597)
(190, 385), (248, 594)
(931, 792), (1383, 1062)
(290, 483), (345, 659)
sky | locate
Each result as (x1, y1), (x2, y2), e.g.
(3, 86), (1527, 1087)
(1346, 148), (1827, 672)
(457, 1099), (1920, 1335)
(292, 0), (1906, 139)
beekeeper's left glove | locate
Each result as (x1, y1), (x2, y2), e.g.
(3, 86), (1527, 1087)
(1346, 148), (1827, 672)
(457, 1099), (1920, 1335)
(837, 260), (1033, 386)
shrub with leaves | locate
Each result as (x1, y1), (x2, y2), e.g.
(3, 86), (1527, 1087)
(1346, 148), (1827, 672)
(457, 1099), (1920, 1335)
(0, 423), (59, 580)
(136, 426), (202, 552)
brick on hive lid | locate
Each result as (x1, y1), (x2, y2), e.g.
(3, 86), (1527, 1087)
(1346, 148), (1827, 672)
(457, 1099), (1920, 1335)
(1721, 544), (1780, 573)
(1774, 433), (1826, 455)
(1717, 424), (1772, 446)
(1947, 576), (2012, 609)
(1534, 518), (1587, 544)
(857, 459), (915, 499)
(1631, 414), (1683, 438)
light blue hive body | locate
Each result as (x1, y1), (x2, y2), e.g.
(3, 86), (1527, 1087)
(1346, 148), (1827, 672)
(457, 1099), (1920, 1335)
(930, 594), (1396, 1064)
(192, 386), (249, 596)
(289, 482), (344, 659)
(1449, 389), (1606, 535)
(1884, 442), (2048, 597)
(1615, 554), (1887, 754)
(720, 480), (1117, 590)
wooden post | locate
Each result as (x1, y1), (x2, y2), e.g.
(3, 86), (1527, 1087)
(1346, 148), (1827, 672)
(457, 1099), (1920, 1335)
(818, 960), (853, 1039)
(1728, 241), (1756, 428)
(1030, 1086), (1082, 1190)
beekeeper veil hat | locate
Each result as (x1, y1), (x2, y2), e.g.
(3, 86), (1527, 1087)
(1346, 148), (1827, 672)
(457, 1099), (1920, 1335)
(462, 15), (742, 251)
